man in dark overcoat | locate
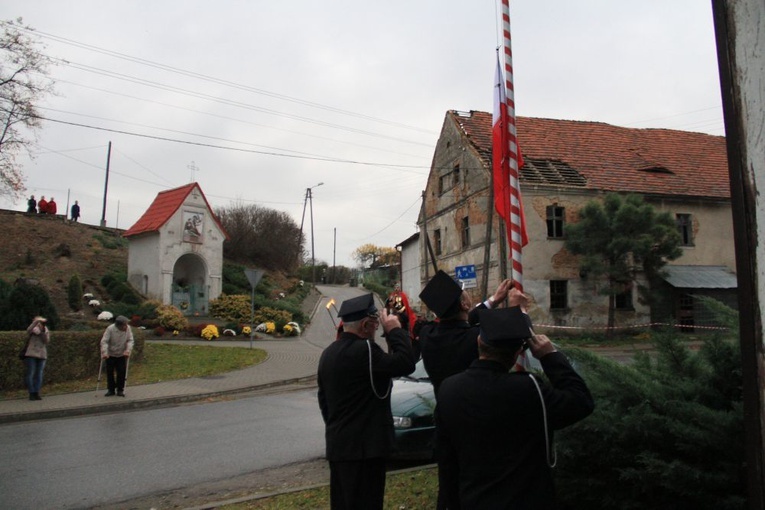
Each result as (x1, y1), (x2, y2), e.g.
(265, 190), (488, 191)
(436, 307), (595, 509)
(317, 293), (416, 510)
(418, 270), (523, 396)
(417, 270), (526, 508)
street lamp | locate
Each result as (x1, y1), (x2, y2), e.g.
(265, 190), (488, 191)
(299, 182), (323, 283)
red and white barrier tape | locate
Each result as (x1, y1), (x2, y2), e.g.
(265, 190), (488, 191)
(534, 322), (730, 332)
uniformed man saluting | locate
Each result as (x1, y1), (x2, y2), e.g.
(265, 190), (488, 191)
(317, 293), (416, 510)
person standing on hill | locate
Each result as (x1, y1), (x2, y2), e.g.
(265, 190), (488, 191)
(26, 195), (36, 214)
(37, 196), (47, 215)
(100, 316), (134, 397)
(70, 200), (80, 222)
(21, 316), (50, 401)
(47, 197), (57, 215)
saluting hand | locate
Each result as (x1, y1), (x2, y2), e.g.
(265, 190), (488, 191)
(380, 308), (401, 334)
(526, 333), (557, 359)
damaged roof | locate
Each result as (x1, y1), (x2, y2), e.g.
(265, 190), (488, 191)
(452, 111), (729, 199)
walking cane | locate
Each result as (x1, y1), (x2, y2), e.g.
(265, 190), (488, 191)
(123, 356), (130, 391)
(95, 358), (104, 396)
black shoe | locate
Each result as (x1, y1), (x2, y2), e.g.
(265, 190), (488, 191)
(33, 393), (42, 400)
(105, 391), (116, 397)
(29, 394), (35, 401)
(117, 390), (125, 397)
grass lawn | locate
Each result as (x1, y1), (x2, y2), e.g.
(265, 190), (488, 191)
(222, 466), (438, 509)
(4, 342), (267, 399)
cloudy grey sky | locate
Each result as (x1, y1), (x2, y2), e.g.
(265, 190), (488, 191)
(1, 1), (723, 267)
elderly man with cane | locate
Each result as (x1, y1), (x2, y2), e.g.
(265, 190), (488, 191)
(100, 315), (134, 397)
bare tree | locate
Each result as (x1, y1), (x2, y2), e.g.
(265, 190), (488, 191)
(216, 202), (303, 273)
(0, 18), (56, 199)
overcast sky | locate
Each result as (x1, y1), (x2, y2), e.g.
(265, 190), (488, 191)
(0, 1), (723, 268)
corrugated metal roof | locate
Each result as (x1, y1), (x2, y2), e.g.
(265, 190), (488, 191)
(662, 265), (738, 289)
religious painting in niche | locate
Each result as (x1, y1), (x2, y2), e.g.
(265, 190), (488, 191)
(183, 210), (204, 244)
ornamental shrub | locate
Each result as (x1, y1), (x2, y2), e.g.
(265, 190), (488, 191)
(135, 300), (161, 321)
(156, 304), (189, 331)
(556, 328), (745, 508)
(67, 274), (83, 311)
(209, 294), (252, 322)
(0, 280), (59, 330)
(253, 307), (292, 330)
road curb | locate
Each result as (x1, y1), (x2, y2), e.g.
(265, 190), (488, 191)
(0, 375), (318, 424)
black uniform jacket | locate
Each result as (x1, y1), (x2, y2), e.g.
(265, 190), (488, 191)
(317, 328), (416, 461)
(436, 354), (595, 510)
(418, 304), (486, 396)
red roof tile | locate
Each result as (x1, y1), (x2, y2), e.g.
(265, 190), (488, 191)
(123, 182), (229, 239)
(452, 111), (730, 199)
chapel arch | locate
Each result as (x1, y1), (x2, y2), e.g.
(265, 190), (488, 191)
(172, 253), (208, 316)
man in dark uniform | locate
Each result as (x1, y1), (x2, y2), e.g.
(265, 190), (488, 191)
(418, 270), (526, 508)
(317, 293), (416, 510)
(437, 307), (595, 509)
(418, 270), (523, 396)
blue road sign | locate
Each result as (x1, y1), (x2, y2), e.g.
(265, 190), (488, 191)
(455, 265), (477, 289)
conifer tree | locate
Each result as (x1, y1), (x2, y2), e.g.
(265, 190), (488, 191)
(0, 280), (58, 330)
(67, 273), (82, 311)
(565, 193), (682, 333)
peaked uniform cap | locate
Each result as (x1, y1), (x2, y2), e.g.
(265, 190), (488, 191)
(419, 270), (463, 318)
(478, 306), (532, 349)
(337, 293), (378, 322)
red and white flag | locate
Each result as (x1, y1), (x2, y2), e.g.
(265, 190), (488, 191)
(493, 0), (528, 291)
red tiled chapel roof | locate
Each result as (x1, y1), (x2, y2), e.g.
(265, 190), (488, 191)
(123, 182), (229, 239)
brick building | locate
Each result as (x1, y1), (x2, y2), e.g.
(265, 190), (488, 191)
(416, 111), (735, 330)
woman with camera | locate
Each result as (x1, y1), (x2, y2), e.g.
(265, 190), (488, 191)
(21, 316), (50, 401)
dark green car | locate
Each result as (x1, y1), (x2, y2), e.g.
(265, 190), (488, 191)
(390, 360), (436, 460)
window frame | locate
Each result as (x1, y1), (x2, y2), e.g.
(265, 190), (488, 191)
(676, 213), (694, 246)
(461, 216), (470, 248)
(546, 205), (565, 239)
(614, 286), (634, 310)
(549, 280), (568, 310)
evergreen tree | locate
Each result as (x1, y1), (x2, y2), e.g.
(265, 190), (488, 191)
(556, 335), (745, 509)
(67, 273), (82, 311)
(0, 280), (58, 330)
(565, 193), (682, 333)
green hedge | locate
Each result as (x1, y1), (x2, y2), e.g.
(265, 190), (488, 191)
(0, 329), (145, 391)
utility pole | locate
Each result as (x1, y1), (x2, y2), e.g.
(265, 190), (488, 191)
(332, 227), (337, 284)
(100, 141), (112, 227)
(300, 182), (323, 283)
(309, 186), (317, 284)
(712, 2), (765, 507)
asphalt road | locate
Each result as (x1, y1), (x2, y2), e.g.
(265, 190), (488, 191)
(0, 388), (324, 510)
